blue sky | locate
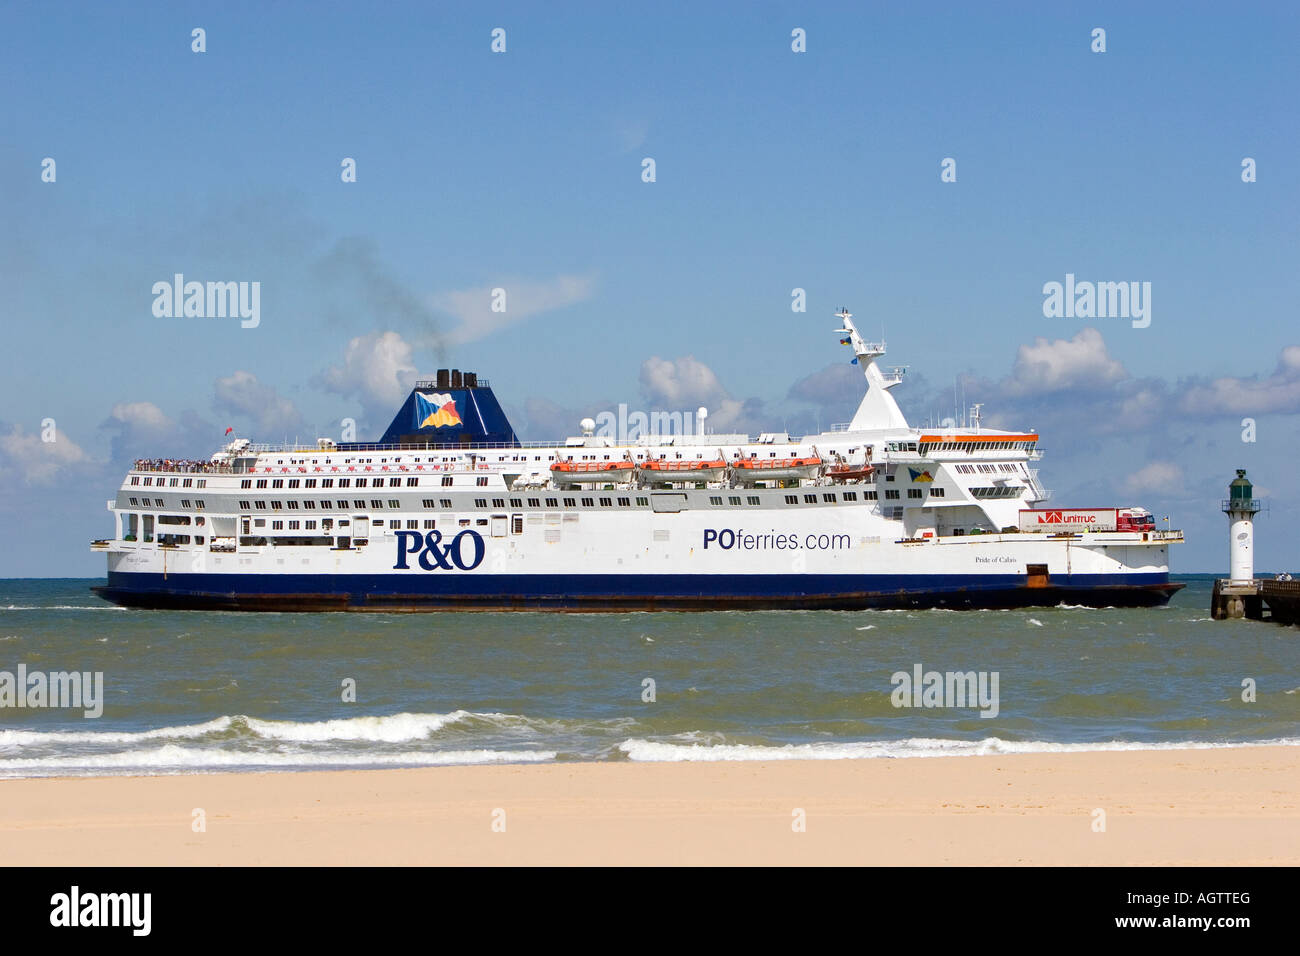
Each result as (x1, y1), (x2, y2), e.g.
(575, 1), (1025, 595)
(1, 1), (1297, 574)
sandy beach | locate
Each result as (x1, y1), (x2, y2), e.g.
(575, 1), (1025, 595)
(1, 745), (1297, 866)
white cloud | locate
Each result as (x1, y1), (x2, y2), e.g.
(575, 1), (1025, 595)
(638, 355), (759, 432)
(319, 331), (418, 409)
(0, 424), (91, 483)
(433, 275), (595, 346)
(107, 401), (173, 430)
(213, 371), (303, 437)
(1177, 345), (1300, 415)
(1123, 461), (1184, 497)
(1003, 328), (1127, 396)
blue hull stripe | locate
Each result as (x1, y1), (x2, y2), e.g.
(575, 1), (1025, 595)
(97, 570), (1181, 611)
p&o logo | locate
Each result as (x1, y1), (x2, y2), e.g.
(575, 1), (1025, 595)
(393, 529), (486, 571)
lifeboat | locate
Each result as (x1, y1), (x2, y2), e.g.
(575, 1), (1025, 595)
(826, 461), (874, 482)
(551, 460), (636, 484)
(733, 455), (823, 481)
(640, 457), (727, 482)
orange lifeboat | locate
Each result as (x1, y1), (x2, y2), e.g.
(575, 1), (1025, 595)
(826, 462), (874, 482)
(733, 456), (823, 481)
(640, 458), (727, 482)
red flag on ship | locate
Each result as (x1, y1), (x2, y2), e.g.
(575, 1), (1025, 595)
(224, 427), (234, 435)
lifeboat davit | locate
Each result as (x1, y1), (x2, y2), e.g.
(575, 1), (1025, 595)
(641, 458), (728, 482)
(733, 456), (823, 481)
(551, 460), (636, 484)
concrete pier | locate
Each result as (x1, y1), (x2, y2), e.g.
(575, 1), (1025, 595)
(1211, 577), (1300, 624)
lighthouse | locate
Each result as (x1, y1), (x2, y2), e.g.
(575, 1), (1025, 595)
(1222, 469), (1261, 584)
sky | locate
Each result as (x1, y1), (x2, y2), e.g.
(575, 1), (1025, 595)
(1, 0), (1297, 575)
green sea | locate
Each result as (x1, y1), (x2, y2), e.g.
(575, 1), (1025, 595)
(0, 575), (1295, 776)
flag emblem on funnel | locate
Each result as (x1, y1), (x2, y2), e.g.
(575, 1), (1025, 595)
(416, 392), (462, 429)
(908, 467), (935, 483)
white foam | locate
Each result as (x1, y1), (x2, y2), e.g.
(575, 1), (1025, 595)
(242, 710), (481, 742)
(0, 716), (235, 747)
(0, 744), (556, 776)
(618, 735), (1300, 763)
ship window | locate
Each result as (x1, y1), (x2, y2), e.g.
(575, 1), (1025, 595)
(406, 520), (418, 530)
(785, 495), (798, 504)
(476, 518), (488, 527)
(492, 498), (505, 507)
(180, 498), (190, 508)
(369, 500), (382, 509)
(747, 496), (760, 505)
(389, 478), (400, 487)
(636, 497), (649, 506)
(195, 499), (205, 509)
(335, 500), (347, 509)
(581, 497), (594, 507)
(322, 479), (334, 488)
(908, 488), (922, 499)
(618, 497), (631, 506)
(304, 479), (316, 488)
(354, 500), (365, 509)
(930, 488), (945, 498)
(843, 492), (857, 501)
(459, 519), (471, 527)
(288, 501), (299, 509)
(476, 477), (489, 487)
(475, 498), (487, 508)
(388, 499), (400, 508)
(240, 479), (251, 489)
(272, 521), (283, 530)
(885, 475), (894, 481)
(442, 477), (453, 486)
(196, 480), (206, 488)
(885, 490), (899, 500)
(441, 498), (453, 508)
(546, 498), (559, 507)
(169, 478), (179, 487)
(255, 500), (267, 509)
(728, 496), (741, 505)
(563, 498), (576, 507)
(356, 478), (368, 488)
(510, 498), (522, 507)
(422, 499), (436, 508)
(823, 494), (836, 503)
(528, 498), (541, 508)
(338, 479), (350, 488)
(424, 519), (436, 529)
(270, 500), (282, 509)
(709, 496), (723, 505)
(130, 477), (139, 485)
(288, 480), (300, 488)
(599, 497), (612, 507)
(388, 519), (400, 529)
(406, 477), (418, 487)
(238, 500), (251, 510)
(804, 494), (817, 503)
(255, 479), (268, 489)
(129, 497), (139, 506)
(865, 490), (877, 500)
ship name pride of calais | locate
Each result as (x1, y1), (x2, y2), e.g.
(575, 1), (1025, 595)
(91, 310), (1183, 611)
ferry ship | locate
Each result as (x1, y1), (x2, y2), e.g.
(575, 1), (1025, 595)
(91, 310), (1184, 611)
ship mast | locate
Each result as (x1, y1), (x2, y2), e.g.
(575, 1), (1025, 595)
(834, 308), (910, 431)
